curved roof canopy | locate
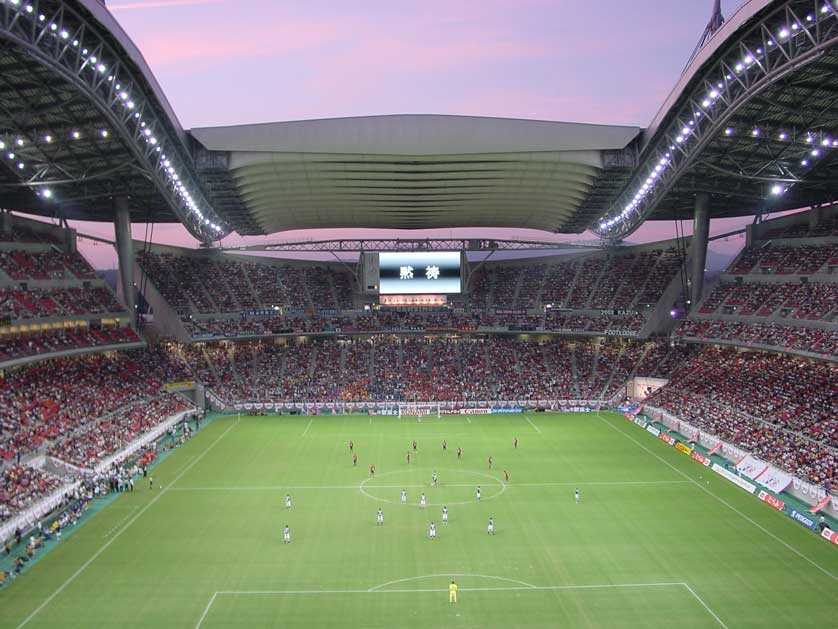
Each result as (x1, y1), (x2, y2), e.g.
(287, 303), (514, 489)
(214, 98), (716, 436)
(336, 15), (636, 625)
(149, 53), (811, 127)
(190, 115), (639, 235)
(591, 0), (838, 239)
(3, 0), (838, 243)
(0, 0), (228, 240)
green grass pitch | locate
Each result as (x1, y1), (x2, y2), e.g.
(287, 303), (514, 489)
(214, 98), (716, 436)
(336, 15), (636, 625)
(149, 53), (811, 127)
(1, 411), (836, 628)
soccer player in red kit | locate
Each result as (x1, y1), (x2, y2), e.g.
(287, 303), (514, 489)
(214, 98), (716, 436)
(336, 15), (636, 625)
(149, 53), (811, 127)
(457, 447), (462, 460)
(504, 470), (509, 483)
(369, 464), (375, 478)
(513, 437), (518, 449)
(406, 452), (411, 464)
(412, 440), (417, 452)
(442, 440), (447, 452)
(488, 455), (493, 469)
(349, 440), (354, 452)
(353, 453), (357, 466)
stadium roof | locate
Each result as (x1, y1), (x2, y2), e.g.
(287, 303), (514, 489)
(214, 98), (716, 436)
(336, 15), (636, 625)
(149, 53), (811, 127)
(189, 115), (640, 235)
(2, 0), (838, 242)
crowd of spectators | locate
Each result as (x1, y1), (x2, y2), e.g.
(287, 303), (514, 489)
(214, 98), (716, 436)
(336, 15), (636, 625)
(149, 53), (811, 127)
(0, 286), (124, 321)
(137, 252), (354, 315)
(0, 348), (192, 463)
(728, 243), (838, 275)
(200, 335), (652, 405)
(697, 280), (838, 321)
(646, 346), (837, 485)
(183, 308), (650, 340)
(676, 319), (838, 356)
(48, 394), (190, 469)
(0, 327), (140, 364)
(0, 466), (62, 523)
(0, 250), (96, 281)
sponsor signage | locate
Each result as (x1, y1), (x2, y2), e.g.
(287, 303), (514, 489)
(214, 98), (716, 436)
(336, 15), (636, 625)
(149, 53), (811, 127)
(712, 463), (756, 494)
(646, 425), (661, 437)
(633, 417), (648, 428)
(659, 433), (676, 446)
(240, 310), (280, 318)
(675, 442), (692, 456)
(787, 510), (818, 531)
(691, 452), (711, 467)
(460, 408), (491, 415)
(164, 381), (195, 390)
(492, 408), (523, 414)
(757, 490), (785, 511)
(821, 528), (838, 545)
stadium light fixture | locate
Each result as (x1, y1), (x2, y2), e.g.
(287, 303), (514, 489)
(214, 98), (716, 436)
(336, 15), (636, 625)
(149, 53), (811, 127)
(71, 130), (81, 139)
(778, 131), (787, 140)
(770, 184), (785, 196)
(724, 127), (733, 136)
(44, 134), (52, 143)
(41, 189), (52, 199)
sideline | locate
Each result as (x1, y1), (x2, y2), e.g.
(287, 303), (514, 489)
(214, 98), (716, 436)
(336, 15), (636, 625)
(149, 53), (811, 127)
(525, 416), (542, 434)
(597, 414), (837, 583)
(17, 419), (241, 628)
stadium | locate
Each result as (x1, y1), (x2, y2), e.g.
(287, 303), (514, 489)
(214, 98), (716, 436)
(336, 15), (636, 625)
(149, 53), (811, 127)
(0, 0), (837, 627)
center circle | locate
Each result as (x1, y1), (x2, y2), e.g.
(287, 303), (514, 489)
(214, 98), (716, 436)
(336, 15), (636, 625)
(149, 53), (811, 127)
(359, 467), (506, 507)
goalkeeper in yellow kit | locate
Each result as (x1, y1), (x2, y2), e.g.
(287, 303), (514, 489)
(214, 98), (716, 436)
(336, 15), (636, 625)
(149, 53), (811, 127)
(449, 580), (458, 603)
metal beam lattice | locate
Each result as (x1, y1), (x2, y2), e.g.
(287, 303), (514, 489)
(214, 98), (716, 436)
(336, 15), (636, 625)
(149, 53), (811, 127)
(592, 0), (838, 240)
(0, 0), (229, 241)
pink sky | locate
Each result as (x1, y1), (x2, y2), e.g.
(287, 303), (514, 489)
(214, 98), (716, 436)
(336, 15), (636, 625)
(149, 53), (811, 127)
(38, 0), (755, 267)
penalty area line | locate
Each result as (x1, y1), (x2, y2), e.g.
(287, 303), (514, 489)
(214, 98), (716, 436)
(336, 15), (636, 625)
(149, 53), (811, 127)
(196, 582), (722, 628)
(301, 418), (313, 437)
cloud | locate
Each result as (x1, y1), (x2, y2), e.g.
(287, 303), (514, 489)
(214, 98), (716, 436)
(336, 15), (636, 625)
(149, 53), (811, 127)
(108, 0), (224, 11)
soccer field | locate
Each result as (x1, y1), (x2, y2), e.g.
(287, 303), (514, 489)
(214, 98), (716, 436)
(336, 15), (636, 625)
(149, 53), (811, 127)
(1, 412), (835, 628)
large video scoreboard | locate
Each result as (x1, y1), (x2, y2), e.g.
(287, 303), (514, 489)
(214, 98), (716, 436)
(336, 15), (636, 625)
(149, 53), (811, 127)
(364, 251), (462, 294)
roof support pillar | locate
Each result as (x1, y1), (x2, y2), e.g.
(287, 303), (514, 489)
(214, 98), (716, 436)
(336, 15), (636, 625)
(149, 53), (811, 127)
(113, 196), (136, 319)
(809, 206), (823, 231)
(690, 192), (710, 309)
(0, 210), (11, 236)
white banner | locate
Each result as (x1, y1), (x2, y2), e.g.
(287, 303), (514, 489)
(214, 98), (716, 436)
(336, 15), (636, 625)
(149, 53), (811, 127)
(735, 455), (769, 481)
(712, 463), (756, 494)
(645, 425), (661, 437)
(756, 466), (793, 493)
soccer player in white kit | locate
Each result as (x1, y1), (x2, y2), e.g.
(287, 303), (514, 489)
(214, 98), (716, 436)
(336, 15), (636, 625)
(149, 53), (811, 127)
(442, 506), (448, 524)
(401, 489), (407, 503)
(575, 488), (580, 504)
(283, 525), (291, 544)
(429, 522), (436, 539)
(377, 508), (384, 525)
(285, 494), (292, 509)
(476, 486), (481, 501)
(420, 493), (426, 508)
(487, 517), (494, 535)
